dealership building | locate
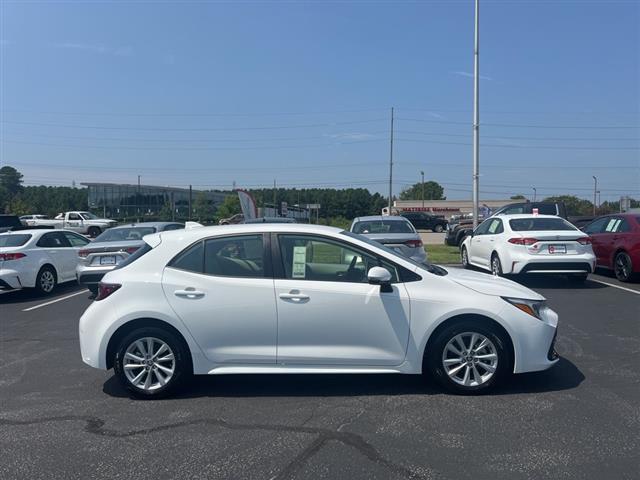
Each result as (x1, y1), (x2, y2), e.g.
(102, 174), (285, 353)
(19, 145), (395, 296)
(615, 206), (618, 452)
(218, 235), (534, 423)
(392, 199), (514, 221)
(82, 182), (228, 221)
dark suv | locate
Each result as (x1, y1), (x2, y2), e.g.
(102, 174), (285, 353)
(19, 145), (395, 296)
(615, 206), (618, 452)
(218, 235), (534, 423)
(0, 215), (23, 233)
(401, 212), (448, 232)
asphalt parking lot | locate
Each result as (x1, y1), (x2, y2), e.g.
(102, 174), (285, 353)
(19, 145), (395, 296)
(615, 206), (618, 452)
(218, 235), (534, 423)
(1, 271), (638, 480)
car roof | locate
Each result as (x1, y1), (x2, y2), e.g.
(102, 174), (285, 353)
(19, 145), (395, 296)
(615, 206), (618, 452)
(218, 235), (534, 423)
(492, 214), (563, 220)
(110, 222), (182, 229)
(353, 215), (410, 222)
(0, 228), (80, 237)
(155, 223), (343, 243)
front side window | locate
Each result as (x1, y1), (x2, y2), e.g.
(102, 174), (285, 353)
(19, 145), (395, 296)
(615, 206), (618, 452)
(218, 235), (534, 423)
(68, 213), (82, 221)
(474, 219), (492, 236)
(487, 219), (503, 235)
(278, 234), (398, 283)
(62, 231), (90, 247)
(583, 217), (609, 234)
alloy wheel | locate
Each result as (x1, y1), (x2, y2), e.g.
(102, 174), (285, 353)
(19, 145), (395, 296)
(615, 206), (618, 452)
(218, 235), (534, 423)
(461, 248), (469, 268)
(123, 337), (175, 391)
(40, 270), (55, 293)
(442, 332), (498, 387)
(491, 256), (502, 276)
(615, 253), (632, 281)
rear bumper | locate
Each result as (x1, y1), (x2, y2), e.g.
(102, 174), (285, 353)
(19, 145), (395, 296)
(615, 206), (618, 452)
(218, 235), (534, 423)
(76, 264), (115, 286)
(507, 252), (596, 275)
(0, 270), (23, 289)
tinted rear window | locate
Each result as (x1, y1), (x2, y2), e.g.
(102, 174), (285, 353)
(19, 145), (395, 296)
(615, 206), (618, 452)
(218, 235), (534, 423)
(509, 218), (577, 231)
(95, 227), (157, 242)
(0, 234), (32, 247)
(352, 220), (414, 234)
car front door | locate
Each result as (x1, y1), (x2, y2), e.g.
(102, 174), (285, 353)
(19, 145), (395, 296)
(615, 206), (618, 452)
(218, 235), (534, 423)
(273, 234), (411, 366)
(162, 234), (277, 364)
(478, 218), (503, 263)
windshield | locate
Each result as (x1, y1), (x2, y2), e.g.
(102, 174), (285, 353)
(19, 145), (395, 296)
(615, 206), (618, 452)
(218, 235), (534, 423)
(341, 231), (446, 276)
(79, 212), (99, 220)
(0, 234), (32, 247)
(94, 227), (157, 242)
(509, 218), (577, 231)
(352, 219), (415, 234)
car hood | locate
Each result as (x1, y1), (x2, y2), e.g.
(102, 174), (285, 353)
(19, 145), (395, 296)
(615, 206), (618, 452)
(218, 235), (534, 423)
(444, 267), (545, 300)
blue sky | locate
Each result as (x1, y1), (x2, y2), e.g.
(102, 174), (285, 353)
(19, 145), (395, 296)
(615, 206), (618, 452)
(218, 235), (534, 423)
(1, 0), (638, 201)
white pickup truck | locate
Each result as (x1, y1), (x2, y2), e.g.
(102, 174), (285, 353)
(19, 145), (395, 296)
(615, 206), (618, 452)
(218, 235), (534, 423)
(29, 211), (117, 237)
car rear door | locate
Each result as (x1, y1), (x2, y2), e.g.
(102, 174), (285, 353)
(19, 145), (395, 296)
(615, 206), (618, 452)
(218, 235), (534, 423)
(36, 232), (77, 282)
(273, 233), (411, 366)
(162, 234), (277, 364)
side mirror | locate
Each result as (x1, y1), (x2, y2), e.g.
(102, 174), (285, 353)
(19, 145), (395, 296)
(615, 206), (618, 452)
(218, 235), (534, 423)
(367, 266), (393, 292)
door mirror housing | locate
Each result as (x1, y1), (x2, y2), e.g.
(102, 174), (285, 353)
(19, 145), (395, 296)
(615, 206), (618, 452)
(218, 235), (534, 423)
(367, 266), (393, 292)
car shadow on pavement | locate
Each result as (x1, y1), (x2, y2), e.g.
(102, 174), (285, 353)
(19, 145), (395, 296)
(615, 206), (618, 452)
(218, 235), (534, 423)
(0, 283), (88, 304)
(102, 357), (583, 399)
(508, 275), (608, 291)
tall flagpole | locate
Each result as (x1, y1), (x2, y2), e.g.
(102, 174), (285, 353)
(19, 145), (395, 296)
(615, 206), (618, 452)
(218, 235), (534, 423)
(472, 0), (480, 229)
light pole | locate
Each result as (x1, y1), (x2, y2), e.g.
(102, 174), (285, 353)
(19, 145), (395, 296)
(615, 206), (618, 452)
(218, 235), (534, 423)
(532, 187), (537, 202)
(472, 0), (480, 229)
(592, 176), (598, 215)
(421, 170), (425, 208)
(388, 107), (394, 213)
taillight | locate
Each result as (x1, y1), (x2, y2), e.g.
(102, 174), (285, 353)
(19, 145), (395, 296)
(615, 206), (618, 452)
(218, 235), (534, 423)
(508, 238), (539, 246)
(78, 249), (90, 258)
(577, 237), (592, 245)
(123, 247), (139, 255)
(405, 239), (423, 248)
(95, 282), (121, 301)
(0, 252), (26, 261)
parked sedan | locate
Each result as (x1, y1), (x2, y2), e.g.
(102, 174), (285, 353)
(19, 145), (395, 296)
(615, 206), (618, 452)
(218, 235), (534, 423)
(460, 214), (596, 282)
(582, 213), (640, 282)
(0, 229), (90, 294)
(350, 215), (427, 264)
(76, 222), (184, 294)
(79, 223), (559, 398)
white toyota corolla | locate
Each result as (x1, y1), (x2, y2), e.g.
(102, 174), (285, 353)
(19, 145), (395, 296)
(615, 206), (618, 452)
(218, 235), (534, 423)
(79, 223), (559, 398)
(460, 214), (596, 282)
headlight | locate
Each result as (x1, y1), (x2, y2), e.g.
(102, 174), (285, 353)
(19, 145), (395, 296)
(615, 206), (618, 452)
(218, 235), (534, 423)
(502, 297), (547, 320)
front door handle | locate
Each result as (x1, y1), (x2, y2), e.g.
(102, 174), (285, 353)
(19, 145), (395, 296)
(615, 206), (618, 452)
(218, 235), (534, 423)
(174, 288), (205, 299)
(279, 292), (310, 302)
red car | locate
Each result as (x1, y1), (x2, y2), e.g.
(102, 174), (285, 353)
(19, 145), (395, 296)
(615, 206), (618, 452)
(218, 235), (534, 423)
(583, 213), (640, 282)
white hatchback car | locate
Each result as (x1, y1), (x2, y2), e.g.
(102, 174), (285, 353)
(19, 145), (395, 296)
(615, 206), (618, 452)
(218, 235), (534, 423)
(0, 229), (90, 294)
(79, 224), (559, 398)
(460, 214), (596, 282)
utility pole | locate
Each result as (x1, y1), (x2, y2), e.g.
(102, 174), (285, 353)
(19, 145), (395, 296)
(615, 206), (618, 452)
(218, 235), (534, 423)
(592, 176), (598, 215)
(273, 179), (277, 216)
(532, 187), (537, 202)
(472, 0), (480, 229)
(188, 185), (193, 221)
(388, 107), (394, 213)
(137, 175), (141, 222)
(421, 171), (425, 208)
(597, 190), (601, 209)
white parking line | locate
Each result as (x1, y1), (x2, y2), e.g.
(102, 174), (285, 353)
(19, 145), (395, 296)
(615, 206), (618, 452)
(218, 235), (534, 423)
(22, 290), (88, 312)
(590, 279), (640, 295)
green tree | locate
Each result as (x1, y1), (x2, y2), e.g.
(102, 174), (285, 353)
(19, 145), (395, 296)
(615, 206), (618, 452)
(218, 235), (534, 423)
(192, 191), (215, 223)
(215, 194), (240, 220)
(0, 165), (24, 212)
(510, 194), (526, 200)
(399, 181), (445, 201)
(542, 195), (594, 216)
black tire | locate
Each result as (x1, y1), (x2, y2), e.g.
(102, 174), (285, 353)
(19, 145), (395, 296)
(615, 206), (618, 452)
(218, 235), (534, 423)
(461, 246), (470, 269)
(491, 253), (503, 276)
(426, 320), (511, 395)
(35, 266), (57, 295)
(568, 273), (588, 284)
(87, 226), (101, 238)
(614, 251), (635, 282)
(113, 326), (191, 399)
(433, 224), (444, 233)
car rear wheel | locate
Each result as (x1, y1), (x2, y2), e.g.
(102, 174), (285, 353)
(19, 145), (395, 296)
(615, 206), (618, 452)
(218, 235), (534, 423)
(614, 252), (634, 282)
(433, 224), (444, 233)
(114, 327), (190, 399)
(491, 254), (503, 276)
(426, 321), (510, 394)
(35, 266), (56, 294)
(461, 246), (470, 269)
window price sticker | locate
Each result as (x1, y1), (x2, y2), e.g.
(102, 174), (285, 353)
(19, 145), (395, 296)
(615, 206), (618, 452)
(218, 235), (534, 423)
(292, 246), (307, 278)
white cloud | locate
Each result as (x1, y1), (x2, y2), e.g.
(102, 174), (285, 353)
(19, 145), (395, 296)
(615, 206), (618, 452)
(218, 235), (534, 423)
(52, 42), (134, 57)
(451, 70), (492, 81)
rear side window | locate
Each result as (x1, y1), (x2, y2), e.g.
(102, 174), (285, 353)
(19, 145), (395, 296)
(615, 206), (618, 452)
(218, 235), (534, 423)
(37, 232), (72, 248)
(510, 218), (577, 231)
(0, 234), (31, 247)
(114, 243), (153, 270)
(204, 235), (264, 278)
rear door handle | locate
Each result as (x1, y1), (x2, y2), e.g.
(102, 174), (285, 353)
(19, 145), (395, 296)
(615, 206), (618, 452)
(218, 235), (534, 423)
(174, 288), (205, 299)
(279, 293), (310, 302)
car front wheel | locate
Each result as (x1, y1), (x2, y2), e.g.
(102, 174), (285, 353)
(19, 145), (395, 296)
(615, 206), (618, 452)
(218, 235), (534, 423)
(114, 327), (191, 399)
(427, 321), (510, 394)
(461, 246), (470, 269)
